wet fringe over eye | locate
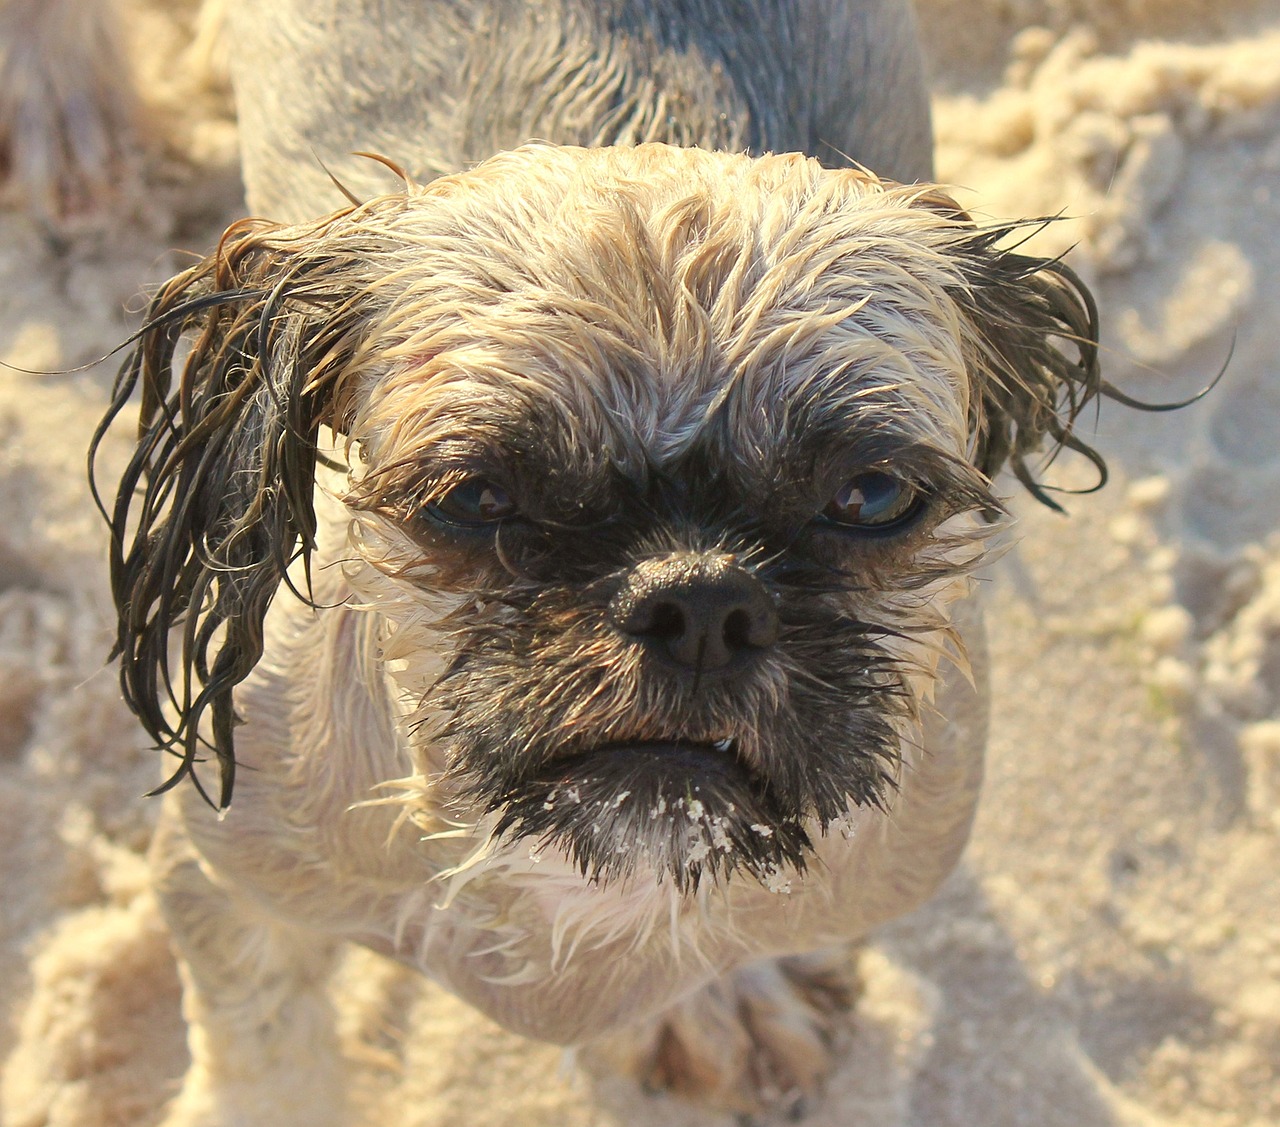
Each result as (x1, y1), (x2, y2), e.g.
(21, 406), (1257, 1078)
(947, 222), (1107, 511)
(88, 209), (380, 809)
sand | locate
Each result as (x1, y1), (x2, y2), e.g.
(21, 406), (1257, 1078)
(1, 1), (1277, 1124)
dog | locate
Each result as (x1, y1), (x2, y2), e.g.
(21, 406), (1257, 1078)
(89, 1), (1114, 1122)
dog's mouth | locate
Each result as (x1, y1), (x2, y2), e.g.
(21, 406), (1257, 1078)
(560, 735), (741, 773)
(487, 735), (815, 890)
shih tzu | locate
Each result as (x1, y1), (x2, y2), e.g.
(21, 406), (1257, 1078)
(89, 1), (1118, 1123)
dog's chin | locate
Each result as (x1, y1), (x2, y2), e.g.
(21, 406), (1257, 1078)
(486, 741), (816, 892)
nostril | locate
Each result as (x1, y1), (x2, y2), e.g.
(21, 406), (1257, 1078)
(722, 607), (753, 650)
(647, 601), (686, 641)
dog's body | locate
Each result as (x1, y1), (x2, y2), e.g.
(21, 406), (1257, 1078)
(226, 0), (934, 221)
(90, 2), (1109, 1123)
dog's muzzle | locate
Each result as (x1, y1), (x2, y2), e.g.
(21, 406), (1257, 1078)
(445, 545), (908, 889)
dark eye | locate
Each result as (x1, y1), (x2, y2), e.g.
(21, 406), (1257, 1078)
(821, 472), (922, 530)
(425, 479), (518, 526)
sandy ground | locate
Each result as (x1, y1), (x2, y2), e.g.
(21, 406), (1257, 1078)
(1, 1), (1278, 1125)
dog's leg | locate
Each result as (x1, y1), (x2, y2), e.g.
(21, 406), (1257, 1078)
(150, 804), (346, 1127)
(0, 0), (139, 230)
(590, 946), (861, 1120)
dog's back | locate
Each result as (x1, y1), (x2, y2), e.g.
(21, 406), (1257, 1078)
(227, 0), (933, 221)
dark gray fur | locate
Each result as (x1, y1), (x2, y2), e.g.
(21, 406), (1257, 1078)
(228, 0), (934, 221)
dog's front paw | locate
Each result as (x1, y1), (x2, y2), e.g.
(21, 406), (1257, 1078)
(591, 947), (860, 1121)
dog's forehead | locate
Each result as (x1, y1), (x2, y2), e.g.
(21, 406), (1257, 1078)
(366, 144), (974, 467)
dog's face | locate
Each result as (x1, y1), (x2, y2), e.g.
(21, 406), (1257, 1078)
(93, 144), (1101, 890)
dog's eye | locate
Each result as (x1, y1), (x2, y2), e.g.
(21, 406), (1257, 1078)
(820, 472), (922, 530)
(425, 479), (518, 526)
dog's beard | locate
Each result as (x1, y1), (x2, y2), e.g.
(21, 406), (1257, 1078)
(425, 589), (915, 893)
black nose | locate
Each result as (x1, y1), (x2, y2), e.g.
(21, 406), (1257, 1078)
(609, 554), (779, 672)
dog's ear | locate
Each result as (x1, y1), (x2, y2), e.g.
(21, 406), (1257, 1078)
(945, 217), (1105, 509)
(903, 188), (1104, 508)
(90, 210), (378, 809)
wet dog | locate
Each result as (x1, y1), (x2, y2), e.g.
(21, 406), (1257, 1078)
(91, 2), (1108, 1122)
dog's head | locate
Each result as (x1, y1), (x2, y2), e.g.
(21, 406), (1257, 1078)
(93, 144), (1101, 890)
